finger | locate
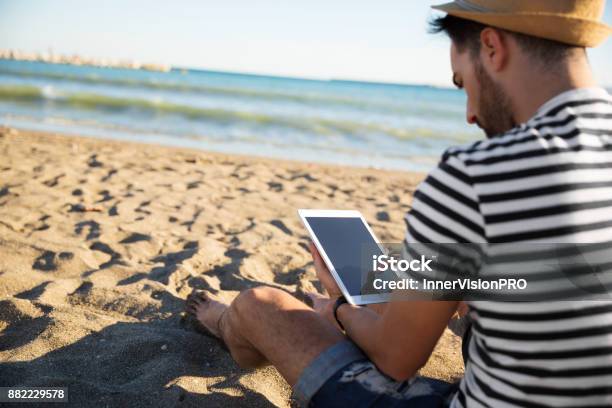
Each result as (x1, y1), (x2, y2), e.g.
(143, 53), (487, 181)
(309, 241), (322, 259)
(311, 248), (326, 269)
(306, 291), (326, 302)
(309, 242), (320, 262)
(309, 243), (321, 266)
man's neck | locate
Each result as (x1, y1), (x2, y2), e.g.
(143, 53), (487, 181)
(509, 55), (597, 124)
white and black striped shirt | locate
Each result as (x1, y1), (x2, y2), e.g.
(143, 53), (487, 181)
(405, 88), (612, 407)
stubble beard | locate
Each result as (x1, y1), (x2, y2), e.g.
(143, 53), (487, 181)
(475, 61), (517, 138)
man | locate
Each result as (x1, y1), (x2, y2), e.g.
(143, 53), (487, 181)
(186, 1), (612, 406)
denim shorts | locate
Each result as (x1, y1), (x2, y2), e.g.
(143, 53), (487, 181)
(292, 340), (459, 407)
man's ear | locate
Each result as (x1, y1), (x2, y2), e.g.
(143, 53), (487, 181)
(479, 27), (507, 72)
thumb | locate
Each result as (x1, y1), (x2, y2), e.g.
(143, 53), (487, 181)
(309, 242), (326, 268)
(309, 241), (318, 258)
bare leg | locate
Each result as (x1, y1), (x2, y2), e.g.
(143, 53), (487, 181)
(186, 287), (345, 386)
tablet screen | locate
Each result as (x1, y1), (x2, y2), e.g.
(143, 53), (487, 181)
(305, 216), (390, 296)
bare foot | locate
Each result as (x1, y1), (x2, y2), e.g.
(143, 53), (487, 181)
(185, 290), (228, 338)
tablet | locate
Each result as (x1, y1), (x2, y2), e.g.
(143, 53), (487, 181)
(299, 209), (391, 305)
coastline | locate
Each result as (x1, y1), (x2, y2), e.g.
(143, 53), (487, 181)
(0, 128), (463, 406)
(0, 52), (170, 72)
(0, 59), (474, 173)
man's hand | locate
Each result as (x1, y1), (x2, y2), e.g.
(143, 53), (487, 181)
(308, 241), (387, 315)
(307, 292), (342, 330)
(309, 241), (342, 298)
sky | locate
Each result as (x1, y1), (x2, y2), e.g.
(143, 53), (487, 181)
(0, 0), (611, 87)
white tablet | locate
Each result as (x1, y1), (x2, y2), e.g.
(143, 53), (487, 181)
(299, 209), (391, 305)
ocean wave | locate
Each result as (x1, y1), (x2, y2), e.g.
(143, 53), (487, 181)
(2, 113), (441, 173)
(0, 84), (475, 143)
(0, 66), (462, 118)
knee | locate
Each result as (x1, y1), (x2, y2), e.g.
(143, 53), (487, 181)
(233, 286), (287, 315)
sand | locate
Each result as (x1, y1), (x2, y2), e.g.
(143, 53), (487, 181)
(0, 127), (464, 407)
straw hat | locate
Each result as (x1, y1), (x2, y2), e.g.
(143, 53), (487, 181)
(432, 0), (612, 47)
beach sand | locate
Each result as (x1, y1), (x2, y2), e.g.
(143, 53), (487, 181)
(0, 127), (464, 407)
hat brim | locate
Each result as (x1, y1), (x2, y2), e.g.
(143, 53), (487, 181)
(432, 2), (612, 47)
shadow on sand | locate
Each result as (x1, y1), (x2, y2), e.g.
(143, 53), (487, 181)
(0, 317), (282, 407)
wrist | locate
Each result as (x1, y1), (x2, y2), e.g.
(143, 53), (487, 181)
(333, 296), (348, 331)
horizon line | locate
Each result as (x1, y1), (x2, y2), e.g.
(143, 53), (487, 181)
(171, 64), (458, 90)
(2, 51), (611, 91)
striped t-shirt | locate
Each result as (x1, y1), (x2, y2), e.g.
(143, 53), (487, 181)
(404, 87), (612, 407)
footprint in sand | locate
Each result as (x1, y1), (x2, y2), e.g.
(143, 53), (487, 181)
(109, 202), (119, 216)
(15, 281), (51, 300)
(135, 200), (152, 215)
(267, 181), (283, 192)
(87, 242), (125, 271)
(101, 168), (117, 182)
(75, 220), (101, 240)
(270, 220), (293, 236)
(180, 208), (203, 232)
(0, 303), (51, 352)
(187, 181), (201, 190)
(32, 251), (73, 271)
(42, 174), (65, 187)
(273, 265), (307, 285)
(149, 241), (199, 284)
(32, 251), (56, 271)
(119, 233), (151, 244)
(376, 211), (391, 222)
(0, 185), (10, 198)
(87, 154), (103, 168)
(30, 215), (51, 232)
(96, 190), (114, 203)
(201, 248), (268, 292)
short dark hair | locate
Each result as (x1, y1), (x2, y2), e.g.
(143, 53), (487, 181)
(429, 14), (581, 64)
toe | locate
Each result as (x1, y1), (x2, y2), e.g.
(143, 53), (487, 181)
(186, 298), (200, 310)
(188, 290), (209, 304)
(185, 302), (196, 314)
(186, 295), (202, 313)
(185, 291), (212, 317)
(196, 291), (209, 302)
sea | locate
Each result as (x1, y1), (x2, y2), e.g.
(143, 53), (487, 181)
(0, 59), (481, 172)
